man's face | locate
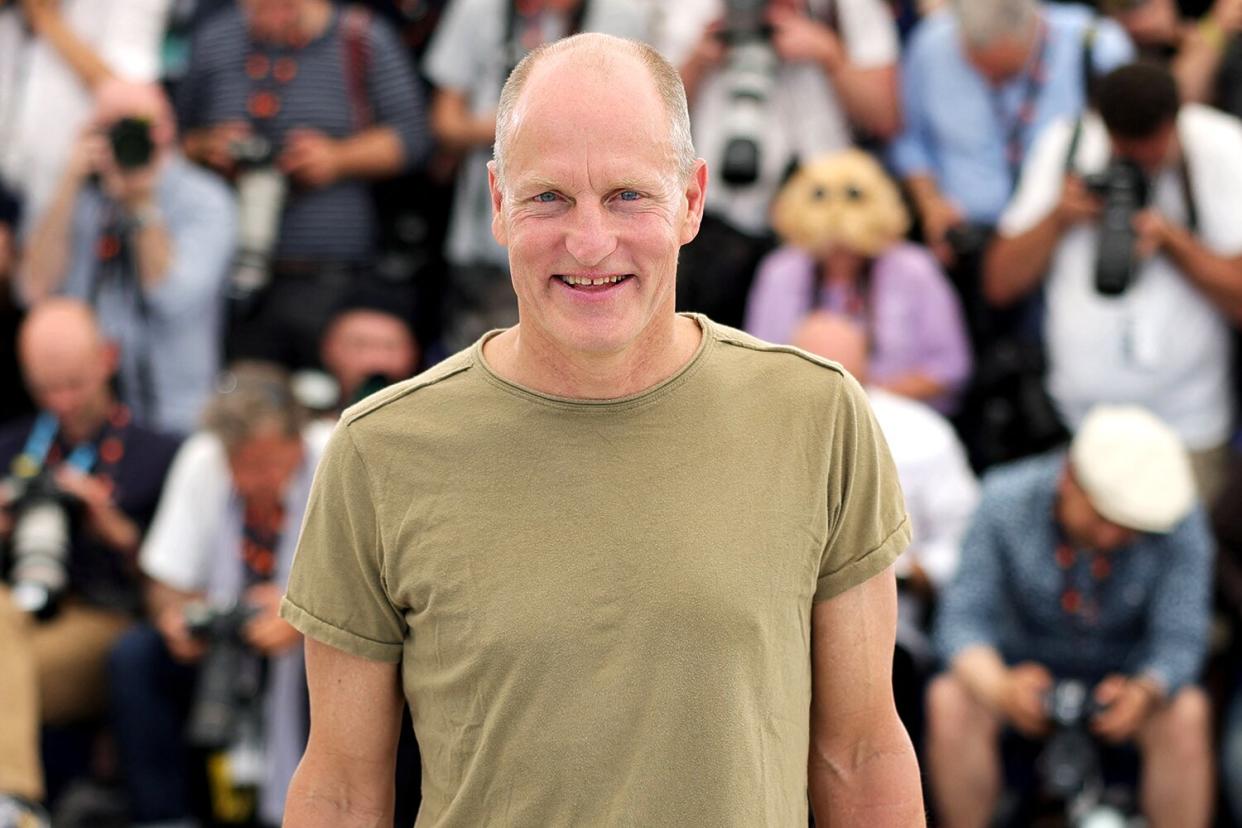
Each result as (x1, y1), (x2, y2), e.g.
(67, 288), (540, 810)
(489, 57), (706, 356)
(1057, 472), (1138, 553)
(321, 310), (419, 401)
(965, 34), (1034, 86)
(243, 0), (305, 42)
(1109, 121), (1177, 174)
(228, 427), (304, 506)
(22, 339), (114, 438)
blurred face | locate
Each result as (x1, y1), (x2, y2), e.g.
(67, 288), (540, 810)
(965, 34), (1035, 86)
(321, 311), (419, 401)
(21, 336), (115, 440)
(1110, 120), (1177, 174)
(228, 426), (304, 506)
(1057, 471), (1138, 553)
(489, 55), (706, 356)
(243, 0), (305, 42)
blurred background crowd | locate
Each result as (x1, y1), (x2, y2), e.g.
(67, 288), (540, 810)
(3, 0), (1242, 825)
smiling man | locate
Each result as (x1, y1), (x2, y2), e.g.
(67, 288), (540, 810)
(280, 32), (921, 827)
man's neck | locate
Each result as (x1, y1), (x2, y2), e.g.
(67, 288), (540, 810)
(483, 315), (703, 400)
(298, 0), (332, 40)
(60, 394), (113, 445)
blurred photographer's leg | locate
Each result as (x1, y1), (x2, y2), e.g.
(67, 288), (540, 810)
(0, 587), (45, 808)
(1136, 686), (1213, 828)
(926, 672), (1003, 828)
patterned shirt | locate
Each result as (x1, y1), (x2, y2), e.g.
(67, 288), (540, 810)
(934, 451), (1212, 693)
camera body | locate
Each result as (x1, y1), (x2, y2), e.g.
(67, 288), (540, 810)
(1083, 158), (1149, 297)
(717, 0), (779, 187)
(2, 471), (77, 619)
(185, 601), (264, 750)
(108, 117), (155, 171)
(1036, 679), (1132, 827)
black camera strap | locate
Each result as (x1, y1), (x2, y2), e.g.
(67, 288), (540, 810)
(92, 204), (159, 426)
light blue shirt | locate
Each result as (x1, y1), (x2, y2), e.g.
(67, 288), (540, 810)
(64, 156), (236, 435)
(890, 3), (1134, 223)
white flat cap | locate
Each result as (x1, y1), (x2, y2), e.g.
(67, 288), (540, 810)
(1069, 405), (1197, 534)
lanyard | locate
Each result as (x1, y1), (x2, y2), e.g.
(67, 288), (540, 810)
(12, 405), (132, 483)
(13, 412), (97, 479)
(992, 21), (1051, 189)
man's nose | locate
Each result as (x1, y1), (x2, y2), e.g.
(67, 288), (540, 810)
(564, 203), (618, 267)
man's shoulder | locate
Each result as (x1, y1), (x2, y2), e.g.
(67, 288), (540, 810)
(1182, 103), (1242, 154)
(904, 8), (956, 62)
(161, 156), (235, 215)
(709, 319), (850, 381)
(979, 450), (1064, 504)
(340, 347), (478, 428)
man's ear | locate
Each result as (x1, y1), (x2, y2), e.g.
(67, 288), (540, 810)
(679, 159), (709, 246)
(488, 161), (508, 247)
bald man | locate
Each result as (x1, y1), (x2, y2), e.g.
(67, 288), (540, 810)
(282, 34), (922, 826)
(0, 298), (179, 820)
(17, 79), (236, 435)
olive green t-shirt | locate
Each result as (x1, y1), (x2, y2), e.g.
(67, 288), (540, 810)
(281, 315), (910, 827)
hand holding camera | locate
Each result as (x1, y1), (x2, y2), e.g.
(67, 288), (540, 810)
(997, 661), (1054, 738)
(72, 117), (163, 212)
(279, 128), (343, 189)
(766, 6), (843, 70)
(241, 581), (301, 656)
(1054, 174), (1103, 230)
(1090, 674), (1158, 743)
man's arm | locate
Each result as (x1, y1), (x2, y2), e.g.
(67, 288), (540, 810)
(983, 175), (1101, 307)
(430, 89), (497, 154)
(20, 0), (113, 89)
(284, 638), (404, 828)
(808, 567), (924, 826)
(17, 134), (98, 304)
(1136, 209), (1242, 323)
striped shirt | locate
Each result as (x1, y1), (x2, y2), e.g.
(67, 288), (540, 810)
(178, 5), (430, 262)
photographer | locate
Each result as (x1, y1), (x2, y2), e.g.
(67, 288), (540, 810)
(661, 0), (901, 328)
(0, 0), (168, 224)
(985, 61), (1242, 497)
(927, 405), (1214, 828)
(17, 80), (237, 437)
(0, 299), (179, 826)
(108, 363), (329, 828)
(178, 0), (429, 368)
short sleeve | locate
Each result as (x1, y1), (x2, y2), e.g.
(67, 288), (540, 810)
(838, 0), (900, 68)
(280, 421), (406, 662)
(140, 433), (230, 593)
(814, 372), (911, 602)
(423, 0), (488, 92)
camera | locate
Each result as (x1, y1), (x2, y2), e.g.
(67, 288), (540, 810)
(108, 117), (155, 170)
(2, 471), (77, 619)
(184, 601), (264, 752)
(1083, 158), (1149, 297)
(717, 0), (778, 187)
(1036, 679), (1132, 827)
(228, 135), (288, 307)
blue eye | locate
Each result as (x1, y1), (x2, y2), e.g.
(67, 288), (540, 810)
(619, 190), (641, 201)
(534, 192), (558, 203)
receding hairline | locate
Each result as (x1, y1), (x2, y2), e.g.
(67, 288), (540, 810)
(493, 33), (697, 187)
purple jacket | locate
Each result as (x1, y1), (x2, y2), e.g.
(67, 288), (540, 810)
(744, 242), (972, 414)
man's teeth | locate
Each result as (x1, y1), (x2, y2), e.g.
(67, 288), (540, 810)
(560, 275), (628, 286)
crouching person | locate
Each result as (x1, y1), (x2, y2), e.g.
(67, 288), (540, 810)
(108, 363), (331, 828)
(927, 405), (1215, 828)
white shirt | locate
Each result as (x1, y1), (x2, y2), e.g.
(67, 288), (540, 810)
(0, 0), (169, 227)
(868, 387), (978, 662)
(1000, 105), (1242, 450)
(660, 0), (898, 235)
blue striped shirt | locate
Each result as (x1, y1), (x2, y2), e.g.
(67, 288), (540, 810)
(178, 5), (430, 262)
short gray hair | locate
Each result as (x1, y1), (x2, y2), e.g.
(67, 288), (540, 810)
(203, 361), (306, 451)
(952, 0), (1039, 48)
(493, 33), (696, 189)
